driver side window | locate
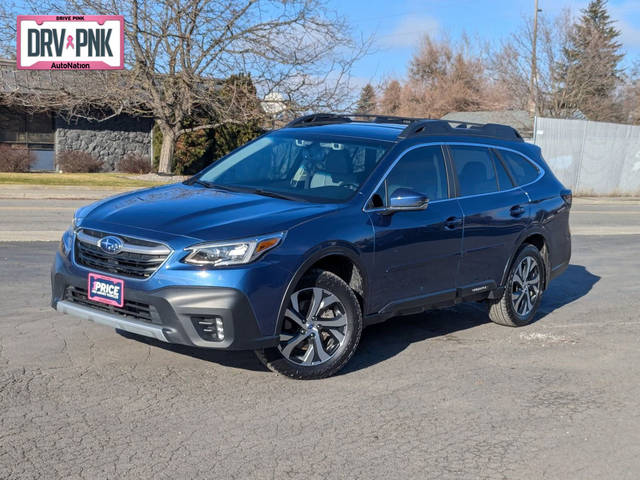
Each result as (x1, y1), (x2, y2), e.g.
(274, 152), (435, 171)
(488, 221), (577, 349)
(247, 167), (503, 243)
(384, 145), (449, 204)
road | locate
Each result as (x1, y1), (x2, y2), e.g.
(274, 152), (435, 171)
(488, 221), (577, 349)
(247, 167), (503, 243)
(1, 195), (639, 479)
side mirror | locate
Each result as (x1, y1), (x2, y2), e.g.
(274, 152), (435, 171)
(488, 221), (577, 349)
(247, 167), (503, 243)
(385, 188), (429, 213)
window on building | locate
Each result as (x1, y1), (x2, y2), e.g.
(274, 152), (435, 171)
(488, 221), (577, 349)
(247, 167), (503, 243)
(0, 108), (55, 170)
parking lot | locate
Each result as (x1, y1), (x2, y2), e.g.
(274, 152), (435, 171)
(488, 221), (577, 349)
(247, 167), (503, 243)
(1, 193), (640, 479)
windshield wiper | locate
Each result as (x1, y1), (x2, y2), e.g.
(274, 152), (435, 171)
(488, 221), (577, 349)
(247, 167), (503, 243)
(191, 179), (213, 188)
(244, 188), (297, 201)
(191, 180), (236, 192)
(191, 181), (296, 201)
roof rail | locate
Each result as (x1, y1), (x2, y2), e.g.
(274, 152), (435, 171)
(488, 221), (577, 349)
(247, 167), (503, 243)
(398, 119), (524, 142)
(284, 113), (421, 128)
(284, 113), (524, 142)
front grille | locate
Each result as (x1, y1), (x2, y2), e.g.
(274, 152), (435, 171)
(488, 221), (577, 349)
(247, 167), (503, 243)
(64, 286), (160, 324)
(74, 229), (170, 279)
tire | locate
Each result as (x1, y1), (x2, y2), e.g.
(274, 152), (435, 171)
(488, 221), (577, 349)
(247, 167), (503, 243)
(488, 244), (545, 327)
(255, 269), (363, 379)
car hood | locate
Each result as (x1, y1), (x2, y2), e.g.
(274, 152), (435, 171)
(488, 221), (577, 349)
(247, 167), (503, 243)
(80, 183), (339, 243)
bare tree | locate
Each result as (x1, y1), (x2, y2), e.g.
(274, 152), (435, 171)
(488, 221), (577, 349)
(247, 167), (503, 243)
(379, 79), (402, 115)
(1, 0), (369, 173)
(489, 10), (573, 117)
(619, 62), (640, 124)
(392, 34), (502, 118)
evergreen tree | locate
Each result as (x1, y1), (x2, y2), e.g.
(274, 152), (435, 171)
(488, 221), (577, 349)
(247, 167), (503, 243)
(356, 84), (377, 114)
(558, 0), (624, 120)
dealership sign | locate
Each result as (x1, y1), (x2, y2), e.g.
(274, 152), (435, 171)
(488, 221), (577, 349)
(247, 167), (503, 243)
(17, 15), (124, 70)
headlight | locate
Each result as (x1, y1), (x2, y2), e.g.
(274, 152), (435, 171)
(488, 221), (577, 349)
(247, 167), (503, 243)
(59, 228), (73, 256)
(183, 232), (285, 266)
(72, 213), (85, 231)
(72, 205), (91, 230)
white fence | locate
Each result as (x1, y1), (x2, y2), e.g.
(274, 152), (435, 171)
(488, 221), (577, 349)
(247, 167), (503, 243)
(533, 117), (640, 195)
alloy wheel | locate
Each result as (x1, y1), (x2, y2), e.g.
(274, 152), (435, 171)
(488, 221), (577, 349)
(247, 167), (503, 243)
(511, 255), (541, 317)
(277, 287), (348, 366)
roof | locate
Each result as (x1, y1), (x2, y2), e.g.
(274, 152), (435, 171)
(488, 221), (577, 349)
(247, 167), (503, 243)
(279, 114), (524, 144)
(441, 110), (533, 138)
(279, 122), (405, 142)
(0, 57), (149, 113)
(0, 58), (86, 94)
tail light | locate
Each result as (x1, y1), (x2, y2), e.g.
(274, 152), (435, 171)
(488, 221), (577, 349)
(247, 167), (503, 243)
(561, 189), (572, 209)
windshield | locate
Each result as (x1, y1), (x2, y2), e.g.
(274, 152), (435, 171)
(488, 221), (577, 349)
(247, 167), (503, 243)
(195, 132), (391, 202)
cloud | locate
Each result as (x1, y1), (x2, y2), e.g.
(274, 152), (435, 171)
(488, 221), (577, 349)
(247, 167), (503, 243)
(378, 15), (439, 49)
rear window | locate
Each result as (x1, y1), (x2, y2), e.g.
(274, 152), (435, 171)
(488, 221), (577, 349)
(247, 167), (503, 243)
(499, 150), (540, 186)
(493, 153), (514, 191)
(449, 146), (498, 196)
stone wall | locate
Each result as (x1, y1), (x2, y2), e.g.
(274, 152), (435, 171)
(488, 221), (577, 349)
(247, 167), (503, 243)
(55, 115), (154, 171)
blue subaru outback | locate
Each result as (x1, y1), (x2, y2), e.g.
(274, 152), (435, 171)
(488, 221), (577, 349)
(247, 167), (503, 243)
(52, 114), (572, 379)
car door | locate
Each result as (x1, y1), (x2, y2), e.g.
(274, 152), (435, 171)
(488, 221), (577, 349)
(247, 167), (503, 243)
(367, 145), (463, 313)
(447, 144), (531, 293)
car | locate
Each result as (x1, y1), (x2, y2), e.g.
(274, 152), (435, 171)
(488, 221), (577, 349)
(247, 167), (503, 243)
(51, 113), (572, 379)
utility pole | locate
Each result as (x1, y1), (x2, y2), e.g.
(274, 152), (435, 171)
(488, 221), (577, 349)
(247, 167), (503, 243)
(529, 0), (541, 116)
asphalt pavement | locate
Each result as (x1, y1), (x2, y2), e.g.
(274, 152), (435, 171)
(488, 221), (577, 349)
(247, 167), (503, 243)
(1, 192), (639, 479)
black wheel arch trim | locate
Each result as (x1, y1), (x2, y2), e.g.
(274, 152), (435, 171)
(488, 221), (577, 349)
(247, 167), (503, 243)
(273, 242), (369, 336)
(500, 225), (551, 290)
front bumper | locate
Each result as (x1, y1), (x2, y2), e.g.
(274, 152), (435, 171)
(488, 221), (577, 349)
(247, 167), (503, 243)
(56, 300), (170, 342)
(51, 251), (282, 350)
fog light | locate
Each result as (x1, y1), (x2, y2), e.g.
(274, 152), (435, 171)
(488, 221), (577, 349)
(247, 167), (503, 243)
(216, 317), (225, 340)
(191, 315), (224, 341)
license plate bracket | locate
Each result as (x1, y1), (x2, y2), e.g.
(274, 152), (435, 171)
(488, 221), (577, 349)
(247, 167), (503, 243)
(87, 273), (124, 307)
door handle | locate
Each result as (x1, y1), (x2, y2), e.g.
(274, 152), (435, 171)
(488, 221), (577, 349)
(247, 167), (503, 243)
(510, 205), (525, 217)
(444, 216), (462, 230)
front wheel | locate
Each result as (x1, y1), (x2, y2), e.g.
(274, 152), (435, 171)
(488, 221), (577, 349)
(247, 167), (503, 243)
(255, 269), (362, 379)
(488, 245), (544, 327)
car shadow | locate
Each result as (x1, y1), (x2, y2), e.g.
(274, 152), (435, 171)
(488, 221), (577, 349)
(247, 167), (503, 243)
(118, 264), (599, 375)
(340, 303), (490, 375)
(341, 263), (600, 374)
(116, 330), (270, 372)
(535, 264), (600, 318)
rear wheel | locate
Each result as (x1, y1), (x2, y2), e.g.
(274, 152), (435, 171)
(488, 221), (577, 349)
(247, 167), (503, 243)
(255, 269), (362, 379)
(488, 245), (544, 327)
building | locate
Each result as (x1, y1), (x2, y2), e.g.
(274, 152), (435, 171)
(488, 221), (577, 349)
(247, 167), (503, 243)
(0, 58), (153, 171)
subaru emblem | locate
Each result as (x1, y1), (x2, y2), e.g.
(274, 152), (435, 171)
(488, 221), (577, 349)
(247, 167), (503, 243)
(99, 236), (124, 255)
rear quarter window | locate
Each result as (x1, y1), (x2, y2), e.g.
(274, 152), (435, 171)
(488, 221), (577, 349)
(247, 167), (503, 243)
(499, 150), (540, 186)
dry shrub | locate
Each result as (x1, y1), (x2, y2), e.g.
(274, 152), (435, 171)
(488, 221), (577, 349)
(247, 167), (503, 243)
(378, 34), (511, 118)
(118, 152), (153, 174)
(57, 151), (103, 173)
(0, 144), (36, 172)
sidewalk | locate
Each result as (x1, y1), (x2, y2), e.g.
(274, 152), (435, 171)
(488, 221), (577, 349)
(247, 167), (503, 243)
(0, 184), (143, 200)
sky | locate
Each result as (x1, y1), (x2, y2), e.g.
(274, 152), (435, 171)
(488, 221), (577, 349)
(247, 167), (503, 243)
(328, 0), (640, 85)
